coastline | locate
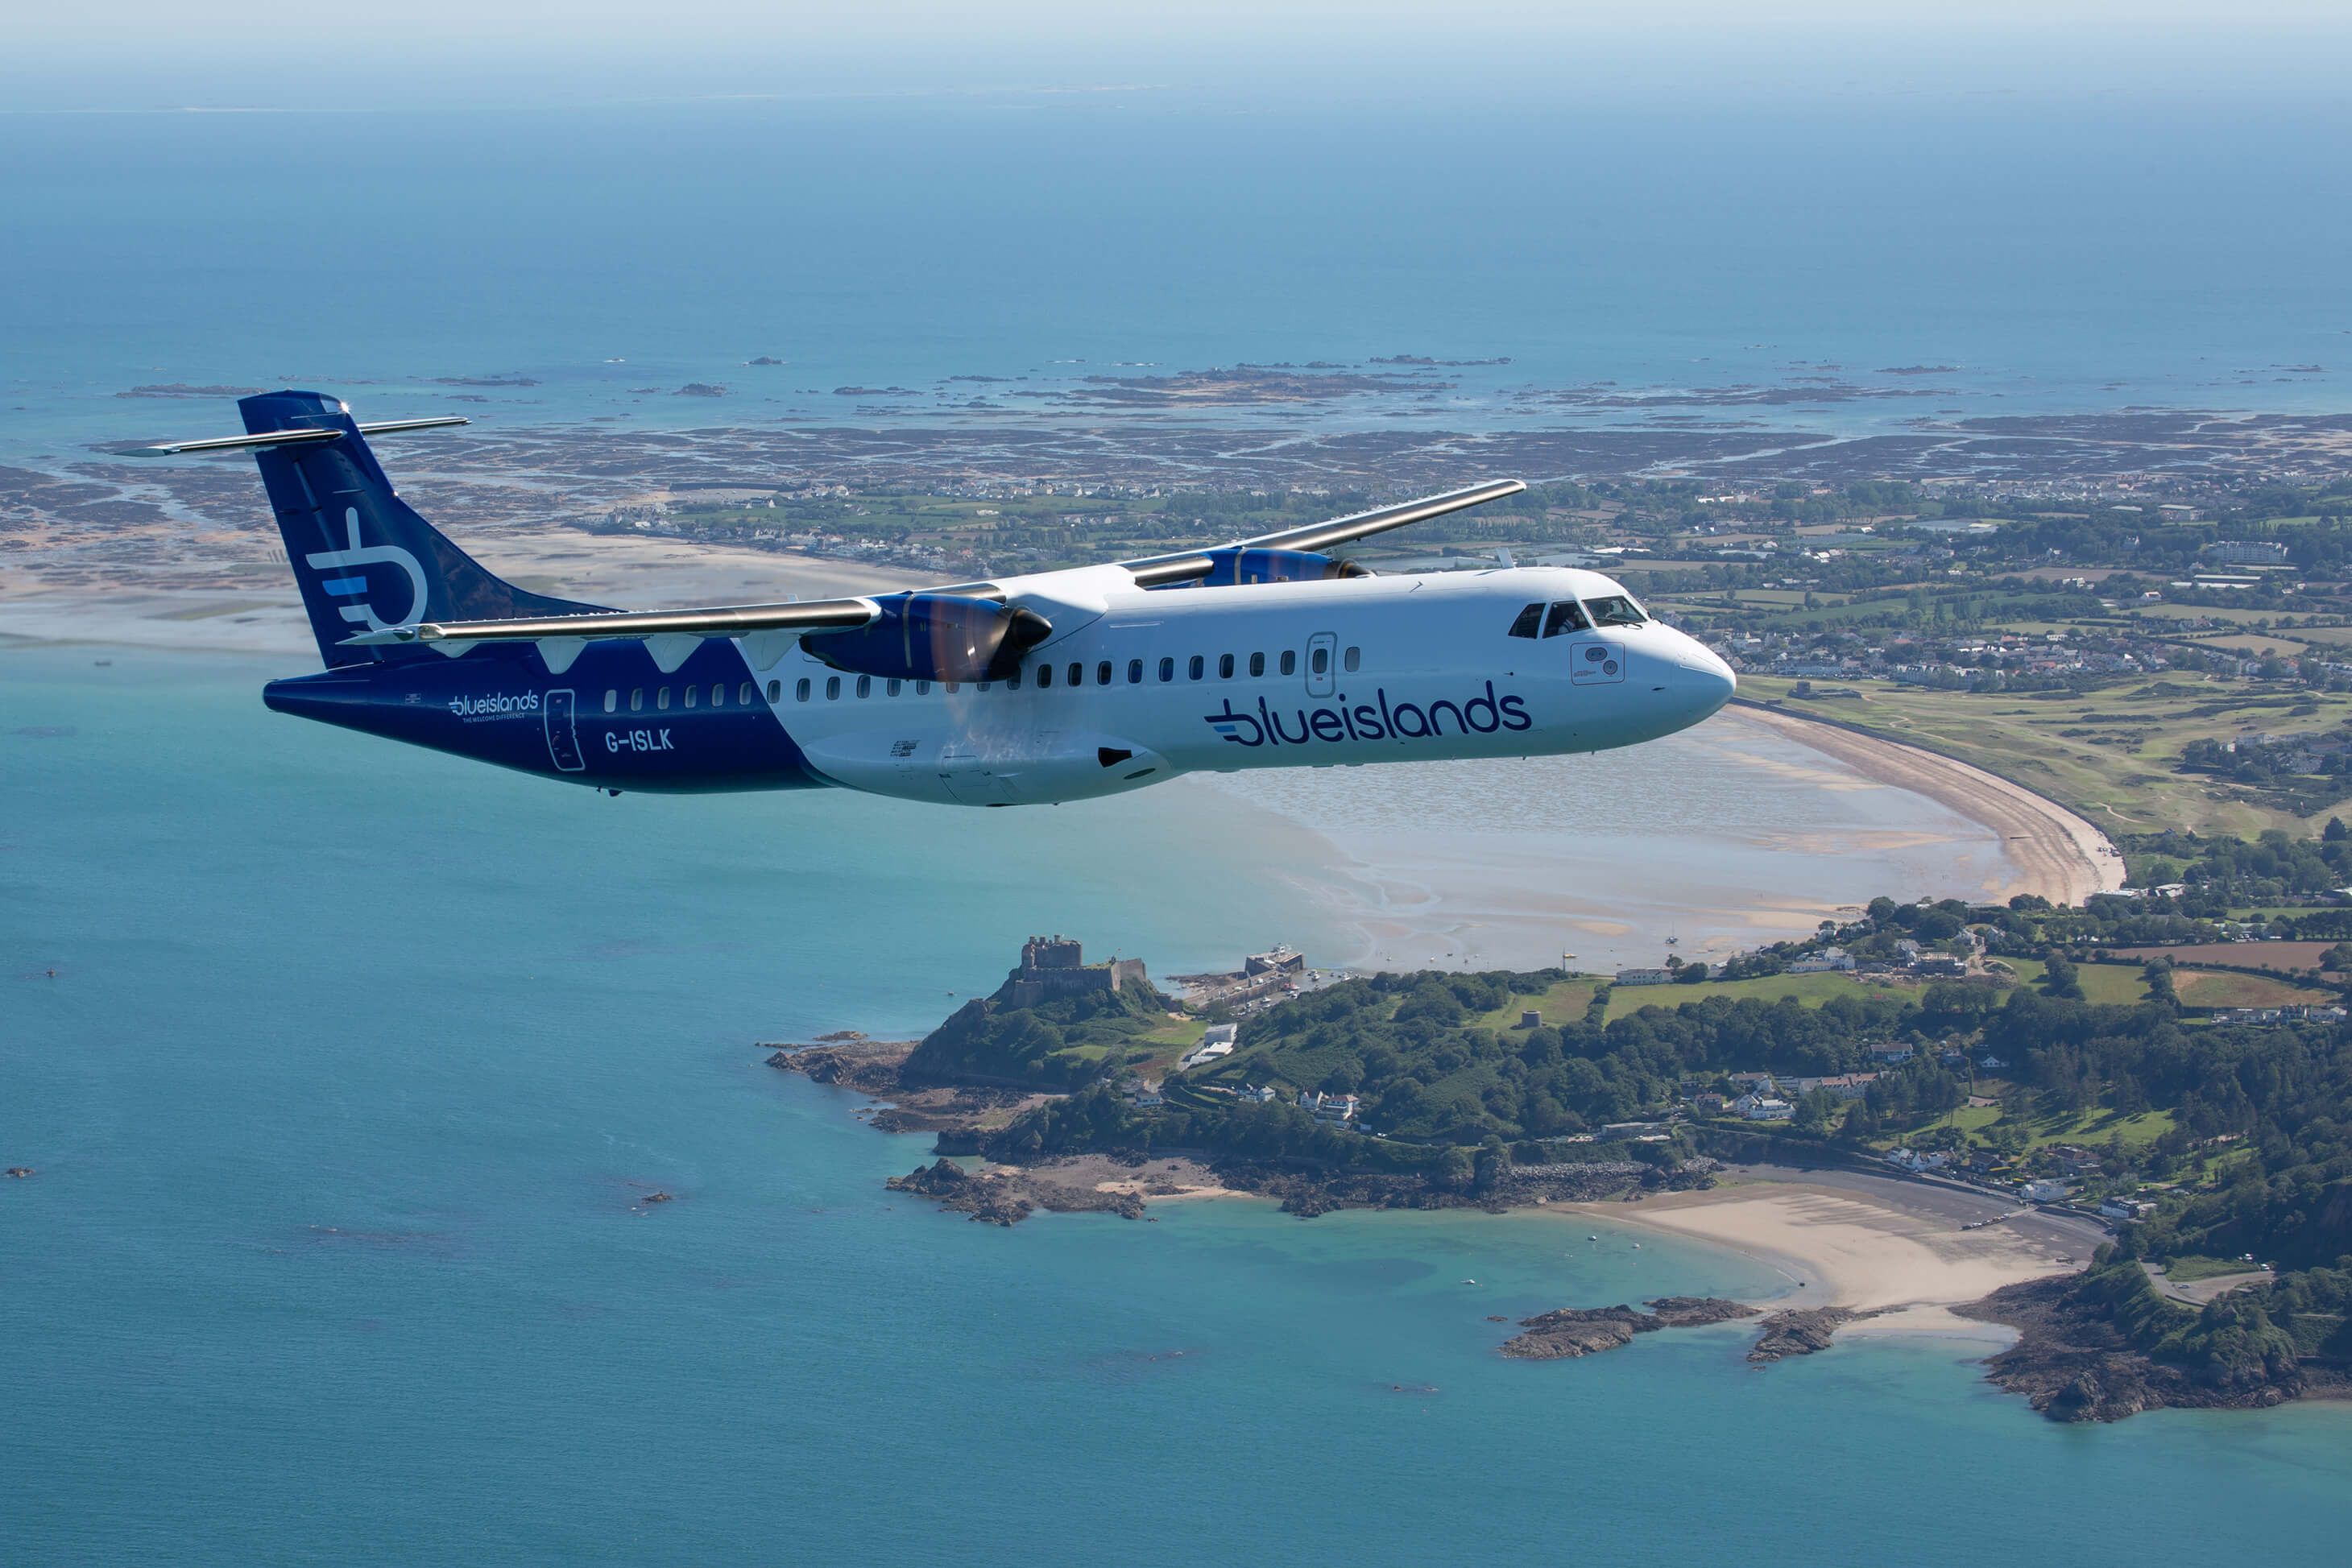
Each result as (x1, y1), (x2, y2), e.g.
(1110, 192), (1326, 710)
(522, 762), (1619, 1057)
(1733, 701), (2125, 907)
(1200, 700), (2101, 974)
(1543, 1168), (2105, 1345)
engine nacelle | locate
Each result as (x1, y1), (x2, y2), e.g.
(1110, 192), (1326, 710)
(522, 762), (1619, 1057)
(1190, 548), (1371, 587)
(801, 594), (1051, 683)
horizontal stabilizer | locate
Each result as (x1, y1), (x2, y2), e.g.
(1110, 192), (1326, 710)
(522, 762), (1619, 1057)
(133, 416), (469, 456)
(340, 594), (891, 647)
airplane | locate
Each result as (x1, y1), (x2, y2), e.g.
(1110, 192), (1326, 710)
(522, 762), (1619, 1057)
(135, 390), (1736, 805)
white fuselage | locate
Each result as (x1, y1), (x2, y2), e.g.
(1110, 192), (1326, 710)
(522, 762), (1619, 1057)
(753, 565), (1735, 805)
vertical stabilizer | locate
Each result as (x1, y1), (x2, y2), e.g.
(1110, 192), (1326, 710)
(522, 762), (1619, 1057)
(239, 391), (607, 667)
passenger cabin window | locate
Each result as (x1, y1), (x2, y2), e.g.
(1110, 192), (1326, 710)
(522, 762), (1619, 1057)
(604, 690), (617, 714)
(1037, 664), (1053, 687)
(1542, 601), (1590, 638)
(739, 683), (754, 705)
(1508, 602), (1544, 639)
(767, 681), (781, 702)
(1310, 647), (1328, 676)
(1096, 661), (1112, 685)
(887, 679), (902, 697)
(1005, 671), (1021, 690)
(1248, 652), (1265, 677)
(796, 679), (810, 701)
(916, 680), (933, 695)
(1159, 657), (1174, 682)
(1280, 649), (1297, 676)
(856, 676), (872, 698)
(683, 686), (698, 709)
(1067, 661), (1083, 688)
(1218, 653), (1235, 679)
(1584, 595), (1647, 627)
(1188, 656), (1204, 681)
(1127, 659), (1143, 684)
(1344, 646), (1360, 672)
(826, 676), (841, 700)
(630, 689), (644, 712)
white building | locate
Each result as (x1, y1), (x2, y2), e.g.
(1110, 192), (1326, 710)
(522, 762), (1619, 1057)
(1735, 1094), (1793, 1122)
(1615, 967), (1674, 987)
(1178, 1023), (1240, 1070)
(1301, 1090), (1360, 1123)
(1787, 947), (1855, 974)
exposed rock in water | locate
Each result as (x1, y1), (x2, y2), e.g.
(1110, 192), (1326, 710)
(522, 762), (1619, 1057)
(1649, 1296), (1764, 1329)
(886, 1160), (1034, 1227)
(1501, 1297), (1758, 1360)
(883, 1159), (1145, 1227)
(1747, 1307), (1869, 1362)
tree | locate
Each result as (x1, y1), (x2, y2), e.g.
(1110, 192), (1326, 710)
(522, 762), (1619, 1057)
(2040, 954), (2084, 999)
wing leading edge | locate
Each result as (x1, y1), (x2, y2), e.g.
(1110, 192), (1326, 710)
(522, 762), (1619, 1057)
(342, 478), (1526, 648)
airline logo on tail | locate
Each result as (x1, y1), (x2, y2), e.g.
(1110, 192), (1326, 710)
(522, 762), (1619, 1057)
(304, 506), (428, 634)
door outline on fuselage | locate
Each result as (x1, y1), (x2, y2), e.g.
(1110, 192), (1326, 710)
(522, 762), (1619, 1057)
(1305, 632), (1337, 698)
(544, 688), (586, 772)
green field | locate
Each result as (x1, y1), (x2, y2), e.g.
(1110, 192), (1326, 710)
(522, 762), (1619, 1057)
(2005, 957), (2151, 1007)
(1927, 1101), (2176, 1152)
(1739, 676), (2352, 835)
(1469, 977), (1599, 1033)
(1602, 969), (1903, 1022)
(2162, 1254), (2265, 1282)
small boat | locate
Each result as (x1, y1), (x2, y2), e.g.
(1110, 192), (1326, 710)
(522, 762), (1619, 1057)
(1587, 1235), (1599, 1242)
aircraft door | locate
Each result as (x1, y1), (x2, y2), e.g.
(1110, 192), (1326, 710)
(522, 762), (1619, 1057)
(543, 688), (586, 772)
(1305, 632), (1338, 698)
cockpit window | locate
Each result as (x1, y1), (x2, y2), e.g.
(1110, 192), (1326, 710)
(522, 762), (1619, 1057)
(1507, 602), (1544, 639)
(1542, 601), (1590, 638)
(1583, 595), (1646, 627)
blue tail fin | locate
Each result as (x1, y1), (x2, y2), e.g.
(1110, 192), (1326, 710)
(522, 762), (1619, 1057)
(241, 390), (608, 668)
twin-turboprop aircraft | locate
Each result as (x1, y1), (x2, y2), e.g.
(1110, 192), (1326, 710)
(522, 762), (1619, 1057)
(139, 391), (1736, 805)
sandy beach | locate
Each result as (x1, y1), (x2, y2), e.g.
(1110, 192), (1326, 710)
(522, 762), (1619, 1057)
(1734, 702), (2125, 907)
(1555, 1168), (2108, 1342)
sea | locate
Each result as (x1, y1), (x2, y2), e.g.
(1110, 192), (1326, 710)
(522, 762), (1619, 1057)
(9, 78), (2352, 1563)
(4, 81), (2352, 457)
(9, 648), (2352, 1566)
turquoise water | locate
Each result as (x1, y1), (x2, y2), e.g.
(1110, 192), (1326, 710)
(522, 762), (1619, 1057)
(6, 646), (2352, 1564)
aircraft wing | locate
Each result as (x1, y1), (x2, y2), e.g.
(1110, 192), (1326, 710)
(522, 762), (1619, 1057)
(1117, 478), (1526, 586)
(343, 478), (1522, 648)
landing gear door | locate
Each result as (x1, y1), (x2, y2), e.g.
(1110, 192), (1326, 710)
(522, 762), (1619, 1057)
(544, 688), (586, 772)
(1571, 640), (1625, 686)
(1306, 632), (1338, 698)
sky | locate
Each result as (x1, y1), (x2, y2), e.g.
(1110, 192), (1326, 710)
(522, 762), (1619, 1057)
(7, 2), (2352, 111)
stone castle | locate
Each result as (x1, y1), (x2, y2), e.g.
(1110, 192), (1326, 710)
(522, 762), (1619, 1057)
(992, 935), (1150, 1009)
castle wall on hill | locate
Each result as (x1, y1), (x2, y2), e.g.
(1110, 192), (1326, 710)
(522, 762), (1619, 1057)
(996, 935), (1150, 1009)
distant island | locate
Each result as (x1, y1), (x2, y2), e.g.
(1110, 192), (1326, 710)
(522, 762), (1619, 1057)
(771, 838), (2352, 1422)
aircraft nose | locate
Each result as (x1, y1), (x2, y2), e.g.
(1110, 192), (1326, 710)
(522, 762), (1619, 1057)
(1659, 631), (1736, 720)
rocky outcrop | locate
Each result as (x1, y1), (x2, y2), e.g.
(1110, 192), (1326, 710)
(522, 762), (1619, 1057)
(1958, 1273), (2342, 1422)
(1501, 1297), (1758, 1359)
(1747, 1307), (1870, 1362)
(883, 1159), (1147, 1227)
(885, 1159), (1034, 1226)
